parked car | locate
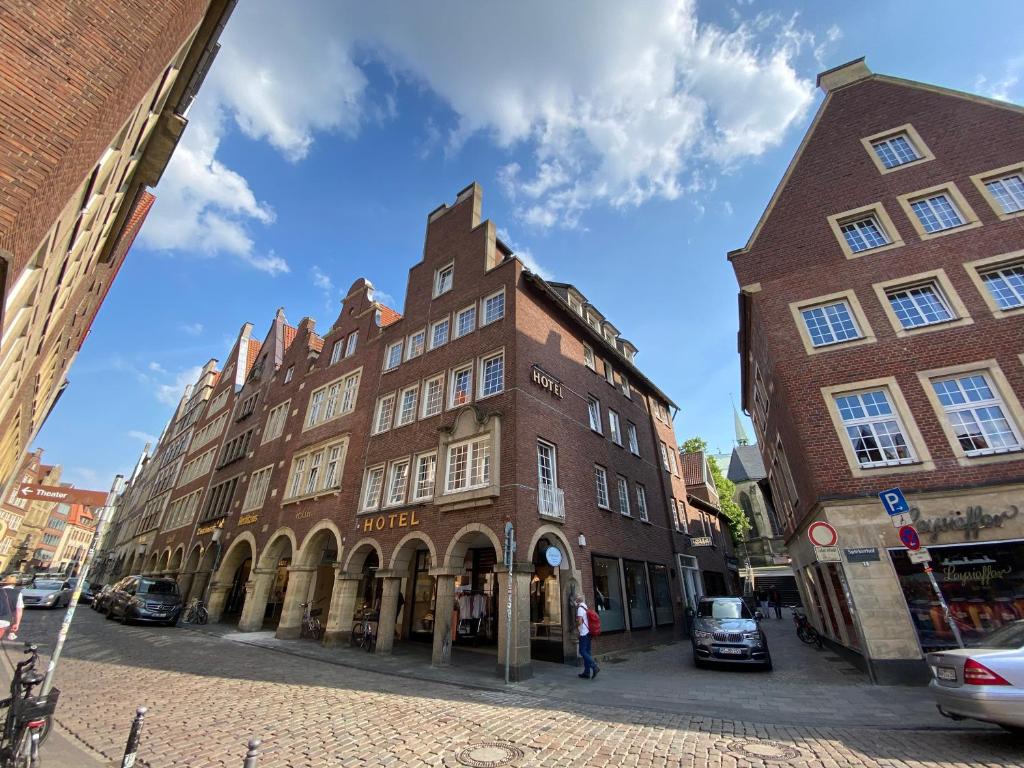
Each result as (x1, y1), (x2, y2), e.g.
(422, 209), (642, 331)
(691, 596), (772, 670)
(22, 577), (72, 609)
(69, 578), (92, 604)
(106, 576), (182, 626)
(92, 584), (115, 613)
(929, 621), (1024, 733)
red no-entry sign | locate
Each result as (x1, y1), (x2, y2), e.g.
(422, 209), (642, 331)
(898, 525), (921, 551)
(807, 521), (838, 547)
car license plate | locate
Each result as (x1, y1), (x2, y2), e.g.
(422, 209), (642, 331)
(937, 666), (956, 681)
(719, 647), (744, 655)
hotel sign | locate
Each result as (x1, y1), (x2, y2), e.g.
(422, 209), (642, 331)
(531, 366), (563, 398)
(361, 510), (420, 533)
(689, 536), (713, 547)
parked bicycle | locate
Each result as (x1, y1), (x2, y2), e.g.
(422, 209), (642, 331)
(183, 598), (208, 625)
(350, 607), (377, 652)
(300, 602), (324, 641)
(0, 643), (59, 768)
(787, 605), (822, 647)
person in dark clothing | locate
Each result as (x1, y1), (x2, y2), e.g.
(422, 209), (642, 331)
(768, 588), (782, 619)
(0, 574), (24, 640)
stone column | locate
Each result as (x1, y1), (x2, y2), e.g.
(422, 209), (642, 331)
(237, 568), (276, 632)
(374, 571), (402, 656)
(495, 563), (534, 681)
(206, 583), (231, 623)
(276, 565), (317, 640)
(188, 569), (212, 605)
(176, 571), (196, 604)
(323, 570), (361, 647)
(430, 569), (459, 666)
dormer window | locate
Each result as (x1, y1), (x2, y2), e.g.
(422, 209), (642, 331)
(434, 263), (454, 298)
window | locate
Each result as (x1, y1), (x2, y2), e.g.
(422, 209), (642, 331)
(373, 393), (395, 434)
(980, 262), (1024, 310)
(910, 193), (963, 233)
(898, 184), (980, 240)
(587, 397), (602, 433)
(306, 370), (360, 428)
(341, 371), (359, 413)
(583, 344), (595, 371)
(627, 422), (640, 455)
(594, 465), (610, 509)
(284, 366), (294, 384)
(202, 476), (238, 521)
(345, 331), (358, 358)
(413, 453), (437, 500)
(537, 440), (557, 489)
(871, 133), (920, 169)
(219, 429), (254, 468)
(430, 317), (449, 350)
(361, 466), (385, 511)
(667, 448), (679, 476)
(608, 410), (622, 445)
(623, 560), (653, 629)
(179, 448), (215, 485)
(659, 442), (671, 472)
(236, 393), (258, 421)
(455, 305), (476, 338)
(603, 360), (614, 386)
(306, 391), (324, 428)
(636, 484), (649, 522)
(434, 263), (454, 297)
(616, 476), (630, 516)
(619, 373), (631, 399)
(330, 340), (343, 364)
(592, 556), (626, 632)
(885, 282), (954, 329)
(421, 374), (444, 418)
(444, 437), (491, 493)
(671, 499), (688, 533)
(482, 289), (505, 325)
(449, 364), (472, 408)
(285, 438), (347, 499)
(407, 329), (426, 360)
(840, 215), (890, 253)
(931, 373), (1022, 456)
(834, 389), (915, 468)
(262, 401), (290, 443)
(385, 460), (411, 507)
(396, 385), (418, 426)
(801, 301), (862, 346)
(983, 172), (1024, 215)
(384, 341), (403, 371)
(242, 465), (273, 512)
(479, 352), (504, 397)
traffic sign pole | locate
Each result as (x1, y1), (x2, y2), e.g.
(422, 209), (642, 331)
(923, 565), (963, 649)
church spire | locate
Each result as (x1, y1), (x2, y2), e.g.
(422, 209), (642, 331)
(732, 398), (750, 446)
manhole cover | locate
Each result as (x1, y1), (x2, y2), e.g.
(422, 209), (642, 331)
(726, 739), (803, 762)
(455, 741), (524, 768)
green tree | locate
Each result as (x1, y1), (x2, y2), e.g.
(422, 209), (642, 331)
(680, 437), (749, 542)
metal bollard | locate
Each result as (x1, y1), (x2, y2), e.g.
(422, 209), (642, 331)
(242, 737), (261, 768)
(121, 706), (147, 768)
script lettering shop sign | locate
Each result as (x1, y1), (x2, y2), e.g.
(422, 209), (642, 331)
(196, 518), (226, 536)
(911, 505), (1018, 543)
(531, 366), (564, 398)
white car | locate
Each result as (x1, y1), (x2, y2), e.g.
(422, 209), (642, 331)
(22, 578), (72, 609)
(928, 621), (1024, 734)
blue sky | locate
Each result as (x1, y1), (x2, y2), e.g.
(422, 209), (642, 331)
(35, 1), (1024, 490)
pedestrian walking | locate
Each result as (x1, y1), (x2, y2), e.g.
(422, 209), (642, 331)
(574, 595), (600, 680)
(0, 574), (24, 640)
(768, 588), (782, 619)
(756, 588), (769, 618)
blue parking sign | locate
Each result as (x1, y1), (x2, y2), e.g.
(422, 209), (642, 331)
(879, 487), (909, 515)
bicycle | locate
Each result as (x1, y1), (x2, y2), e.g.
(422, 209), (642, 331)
(787, 605), (823, 648)
(300, 602), (324, 641)
(0, 643), (59, 768)
(183, 598), (208, 625)
(350, 609), (377, 652)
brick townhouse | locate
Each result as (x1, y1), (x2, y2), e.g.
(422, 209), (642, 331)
(0, 0), (234, 499)
(104, 183), (735, 679)
(730, 59), (1024, 683)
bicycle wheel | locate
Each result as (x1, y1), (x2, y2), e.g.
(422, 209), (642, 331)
(197, 606), (208, 625)
(311, 618), (324, 640)
(796, 625), (818, 645)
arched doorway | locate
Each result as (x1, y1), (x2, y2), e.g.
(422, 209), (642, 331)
(253, 530), (296, 631)
(443, 525), (502, 661)
(178, 544), (202, 602)
(168, 546), (184, 575)
(285, 523), (342, 640)
(529, 536), (570, 663)
(145, 552), (159, 574)
(212, 536), (256, 625)
(157, 550), (170, 573)
(389, 533), (437, 645)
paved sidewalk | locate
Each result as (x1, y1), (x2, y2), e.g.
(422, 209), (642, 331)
(185, 608), (967, 729)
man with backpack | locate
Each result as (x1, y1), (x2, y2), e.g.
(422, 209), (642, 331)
(574, 594), (600, 680)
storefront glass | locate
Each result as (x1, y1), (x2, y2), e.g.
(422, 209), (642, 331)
(647, 563), (674, 626)
(530, 542), (564, 663)
(409, 550), (435, 642)
(891, 539), (1024, 651)
(623, 559), (652, 629)
(592, 556), (626, 632)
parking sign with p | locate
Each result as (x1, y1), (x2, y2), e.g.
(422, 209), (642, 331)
(879, 487), (909, 516)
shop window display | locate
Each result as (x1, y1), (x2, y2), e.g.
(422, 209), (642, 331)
(408, 550), (436, 642)
(592, 556), (626, 632)
(530, 540), (564, 662)
(892, 540), (1024, 651)
(623, 559), (653, 629)
(647, 563), (674, 626)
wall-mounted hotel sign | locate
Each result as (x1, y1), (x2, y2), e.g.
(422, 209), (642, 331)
(361, 510), (421, 533)
(690, 536), (713, 547)
(197, 518), (226, 536)
(531, 365), (564, 398)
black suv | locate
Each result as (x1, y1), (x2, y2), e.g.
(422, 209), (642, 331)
(106, 576), (182, 626)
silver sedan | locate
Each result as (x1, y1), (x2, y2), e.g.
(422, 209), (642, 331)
(928, 621), (1024, 734)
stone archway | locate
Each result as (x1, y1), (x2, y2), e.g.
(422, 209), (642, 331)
(525, 527), (581, 665)
(168, 546), (184, 574)
(239, 528), (295, 633)
(279, 523), (343, 640)
(145, 551), (159, 574)
(208, 534), (257, 624)
(178, 544), (203, 603)
(157, 549), (170, 573)
(387, 532), (438, 647)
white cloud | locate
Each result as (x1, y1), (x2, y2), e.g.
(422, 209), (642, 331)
(976, 56), (1023, 102)
(154, 366), (204, 407)
(147, 361), (165, 374)
(179, 322), (204, 336)
(311, 265), (338, 310)
(127, 430), (158, 446)
(369, 289), (398, 309)
(497, 228), (552, 280)
(67, 467), (103, 489)
(145, 0), (829, 249)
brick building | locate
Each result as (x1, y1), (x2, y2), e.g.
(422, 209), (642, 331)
(0, 450), (65, 572)
(105, 184), (735, 679)
(0, 0), (235, 497)
(52, 504), (95, 576)
(730, 59), (1024, 683)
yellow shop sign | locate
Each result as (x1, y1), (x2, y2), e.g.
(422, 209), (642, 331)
(362, 510), (420, 533)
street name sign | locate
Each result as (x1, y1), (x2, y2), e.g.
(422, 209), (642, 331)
(908, 548), (932, 564)
(898, 525), (921, 551)
(807, 521), (838, 547)
(16, 483), (108, 507)
(814, 546), (842, 563)
(844, 547), (880, 563)
(879, 487), (909, 515)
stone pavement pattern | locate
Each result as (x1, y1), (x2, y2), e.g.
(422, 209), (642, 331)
(14, 609), (1024, 768)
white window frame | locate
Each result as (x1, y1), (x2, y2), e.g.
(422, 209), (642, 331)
(481, 288), (505, 325)
(616, 475), (631, 517)
(980, 261), (1024, 312)
(242, 465), (273, 512)
(583, 344), (595, 371)
(412, 452), (437, 501)
(870, 133), (921, 169)
(667, 448), (679, 476)
(373, 393), (396, 434)
(594, 465), (610, 510)
(587, 396), (602, 434)
(421, 373), (444, 418)
(800, 300), (863, 347)
(305, 370), (360, 429)
(361, 465), (386, 511)
(608, 409), (622, 446)
(444, 436), (491, 494)
(833, 388), (917, 469)
(448, 364), (473, 409)
(884, 281), (955, 329)
(454, 304), (476, 339)
(396, 384), (418, 427)
(285, 438), (347, 501)
(262, 400), (290, 444)
(627, 422), (640, 455)
(385, 459), (411, 508)
(283, 366), (294, 384)
(429, 316), (450, 350)
(344, 331), (358, 358)
(434, 262), (454, 298)
(478, 351), (504, 399)
(537, 439), (557, 490)
(330, 340), (343, 365)
(603, 360), (614, 386)
(930, 372), (1023, 457)
(406, 329), (426, 360)
(384, 340), (403, 372)
(636, 484), (649, 522)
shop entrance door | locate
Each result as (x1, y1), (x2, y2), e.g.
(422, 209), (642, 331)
(224, 558), (251, 621)
(530, 539), (564, 663)
(408, 549), (436, 643)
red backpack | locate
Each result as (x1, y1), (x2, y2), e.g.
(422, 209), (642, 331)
(585, 606), (601, 636)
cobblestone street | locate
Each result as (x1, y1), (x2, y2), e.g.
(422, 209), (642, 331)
(9, 608), (1020, 768)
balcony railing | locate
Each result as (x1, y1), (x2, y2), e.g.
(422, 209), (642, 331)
(537, 484), (565, 521)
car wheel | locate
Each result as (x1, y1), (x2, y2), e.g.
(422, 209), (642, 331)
(119, 609), (130, 625)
